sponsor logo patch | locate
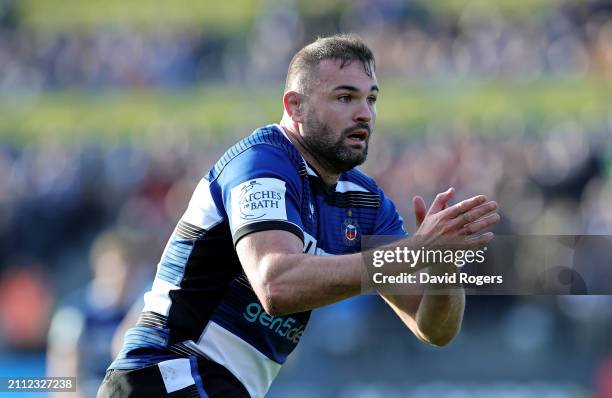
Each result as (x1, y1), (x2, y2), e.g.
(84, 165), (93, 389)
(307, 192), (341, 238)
(230, 178), (287, 230)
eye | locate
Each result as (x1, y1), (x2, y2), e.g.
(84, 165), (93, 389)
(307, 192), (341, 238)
(338, 95), (351, 103)
(367, 95), (377, 104)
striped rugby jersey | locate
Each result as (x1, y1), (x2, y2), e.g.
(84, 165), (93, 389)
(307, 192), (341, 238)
(109, 124), (406, 397)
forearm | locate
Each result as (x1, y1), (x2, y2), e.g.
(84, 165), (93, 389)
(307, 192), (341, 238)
(239, 227), (467, 340)
(240, 230), (424, 316)
(416, 284), (465, 346)
(378, 189), (495, 345)
(380, 263), (465, 346)
(254, 234), (428, 315)
(256, 251), (363, 315)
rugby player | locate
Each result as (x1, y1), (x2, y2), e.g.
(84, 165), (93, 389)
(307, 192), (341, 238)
(98, 33), (500, 398)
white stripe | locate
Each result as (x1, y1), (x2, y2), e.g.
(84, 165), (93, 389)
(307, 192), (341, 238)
(143, 278), (179, 316)
(304, 163), (318, 177)
(192, 321), (281, 398)
(335, 180), (369, 193)
(158, 358), (195, 393)
(183, 178), (224, 230)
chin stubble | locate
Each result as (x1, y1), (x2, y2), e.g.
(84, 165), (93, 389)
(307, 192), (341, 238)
(302, 120), (370, 173)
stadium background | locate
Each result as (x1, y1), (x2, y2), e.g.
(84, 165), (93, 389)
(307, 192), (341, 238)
(1, 0), (612, 396)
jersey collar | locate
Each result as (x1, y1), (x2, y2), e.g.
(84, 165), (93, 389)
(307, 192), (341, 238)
(273, 123), (352, 196)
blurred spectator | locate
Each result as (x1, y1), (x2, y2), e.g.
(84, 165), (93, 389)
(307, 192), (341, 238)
(46, 230), (150, 398)
(0, 258), (53, 350)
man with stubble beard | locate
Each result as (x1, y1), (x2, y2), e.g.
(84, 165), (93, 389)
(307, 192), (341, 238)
(99, 33), (500, 398)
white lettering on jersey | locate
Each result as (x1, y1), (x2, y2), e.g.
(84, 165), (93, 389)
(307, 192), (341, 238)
(230, 178), (287, 231)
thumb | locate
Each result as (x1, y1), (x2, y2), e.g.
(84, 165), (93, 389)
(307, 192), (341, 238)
(429, 187), (455, 214)
(412, 195), (427, 229)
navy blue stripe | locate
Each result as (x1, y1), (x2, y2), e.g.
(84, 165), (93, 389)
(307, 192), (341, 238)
(159, 259), (185, 272)
(157, 270), (183, 285)
(162, 249), (189, 262)
(155, 237), (194, 285)
(170, 241), (194, 252)
(124, 326), (169, 344)
(165, 249), (190, 262)
(109, 325), (178, 370)
(111, 354), (177, 370)
(157, 270), (182, 283)
(158, 266), (183, 280)
(190, 356), (209, 398)
(125, 330), (168, 345)
(158, 262), (184, 275)
(161, 254), (190, 267)
(163, 250), (190, 264)
(237, 139), (248, 153)
(169, 246), (194, 256)
(161, 254), (188, 268)
(162, 244), (192, 260)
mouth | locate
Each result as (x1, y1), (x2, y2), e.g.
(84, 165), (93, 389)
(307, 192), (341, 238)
(346, 129), (369, 143)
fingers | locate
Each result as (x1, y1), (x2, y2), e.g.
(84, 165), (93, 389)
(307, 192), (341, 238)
(412, 195), (427, 229)
(463, 232), (495, 249)
(458, 212), (500, 235)
(442, 195), (488, 220)
(448, 201), (498, 232)
(421, 191), (499, 248)
(428, 187), (455, 214)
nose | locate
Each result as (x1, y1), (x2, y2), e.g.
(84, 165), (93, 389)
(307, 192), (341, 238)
(354, 99), (373, 123)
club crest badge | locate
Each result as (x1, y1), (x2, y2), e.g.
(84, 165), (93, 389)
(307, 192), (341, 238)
(343, 218), (359, 246)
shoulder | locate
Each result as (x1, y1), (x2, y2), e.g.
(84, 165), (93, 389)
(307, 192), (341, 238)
(339, 168), (382, 195)
(207, 124), (305, 182)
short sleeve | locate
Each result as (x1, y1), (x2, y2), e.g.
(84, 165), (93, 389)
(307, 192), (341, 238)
(213, 144), (304, 245)
(373, 188), (407, 236)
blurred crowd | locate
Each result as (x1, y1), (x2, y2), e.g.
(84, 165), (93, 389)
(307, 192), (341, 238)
(1, 127), (612, 394)
(1, 0), (612, 396)
(2, 123), (612, 289)
(2, 0), (612, 93)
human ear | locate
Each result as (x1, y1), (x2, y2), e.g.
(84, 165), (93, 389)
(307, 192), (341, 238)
(283, 91), (303, 123)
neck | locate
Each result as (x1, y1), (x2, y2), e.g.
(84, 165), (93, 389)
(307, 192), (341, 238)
(279, 116), (341, 186)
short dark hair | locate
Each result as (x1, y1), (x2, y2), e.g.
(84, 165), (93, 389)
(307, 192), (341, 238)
(285, 33), (376, 94)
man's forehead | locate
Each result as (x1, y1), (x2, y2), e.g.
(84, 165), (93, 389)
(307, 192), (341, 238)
(314, 59), (377, 90)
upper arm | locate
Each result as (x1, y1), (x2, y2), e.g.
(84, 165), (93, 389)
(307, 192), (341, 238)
(214, 144), (305, 246)
(213, 144), (305, 301)
(235, 229), (302, 307)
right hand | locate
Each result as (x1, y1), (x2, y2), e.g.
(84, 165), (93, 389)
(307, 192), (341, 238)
(412, 187), (499, 249)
